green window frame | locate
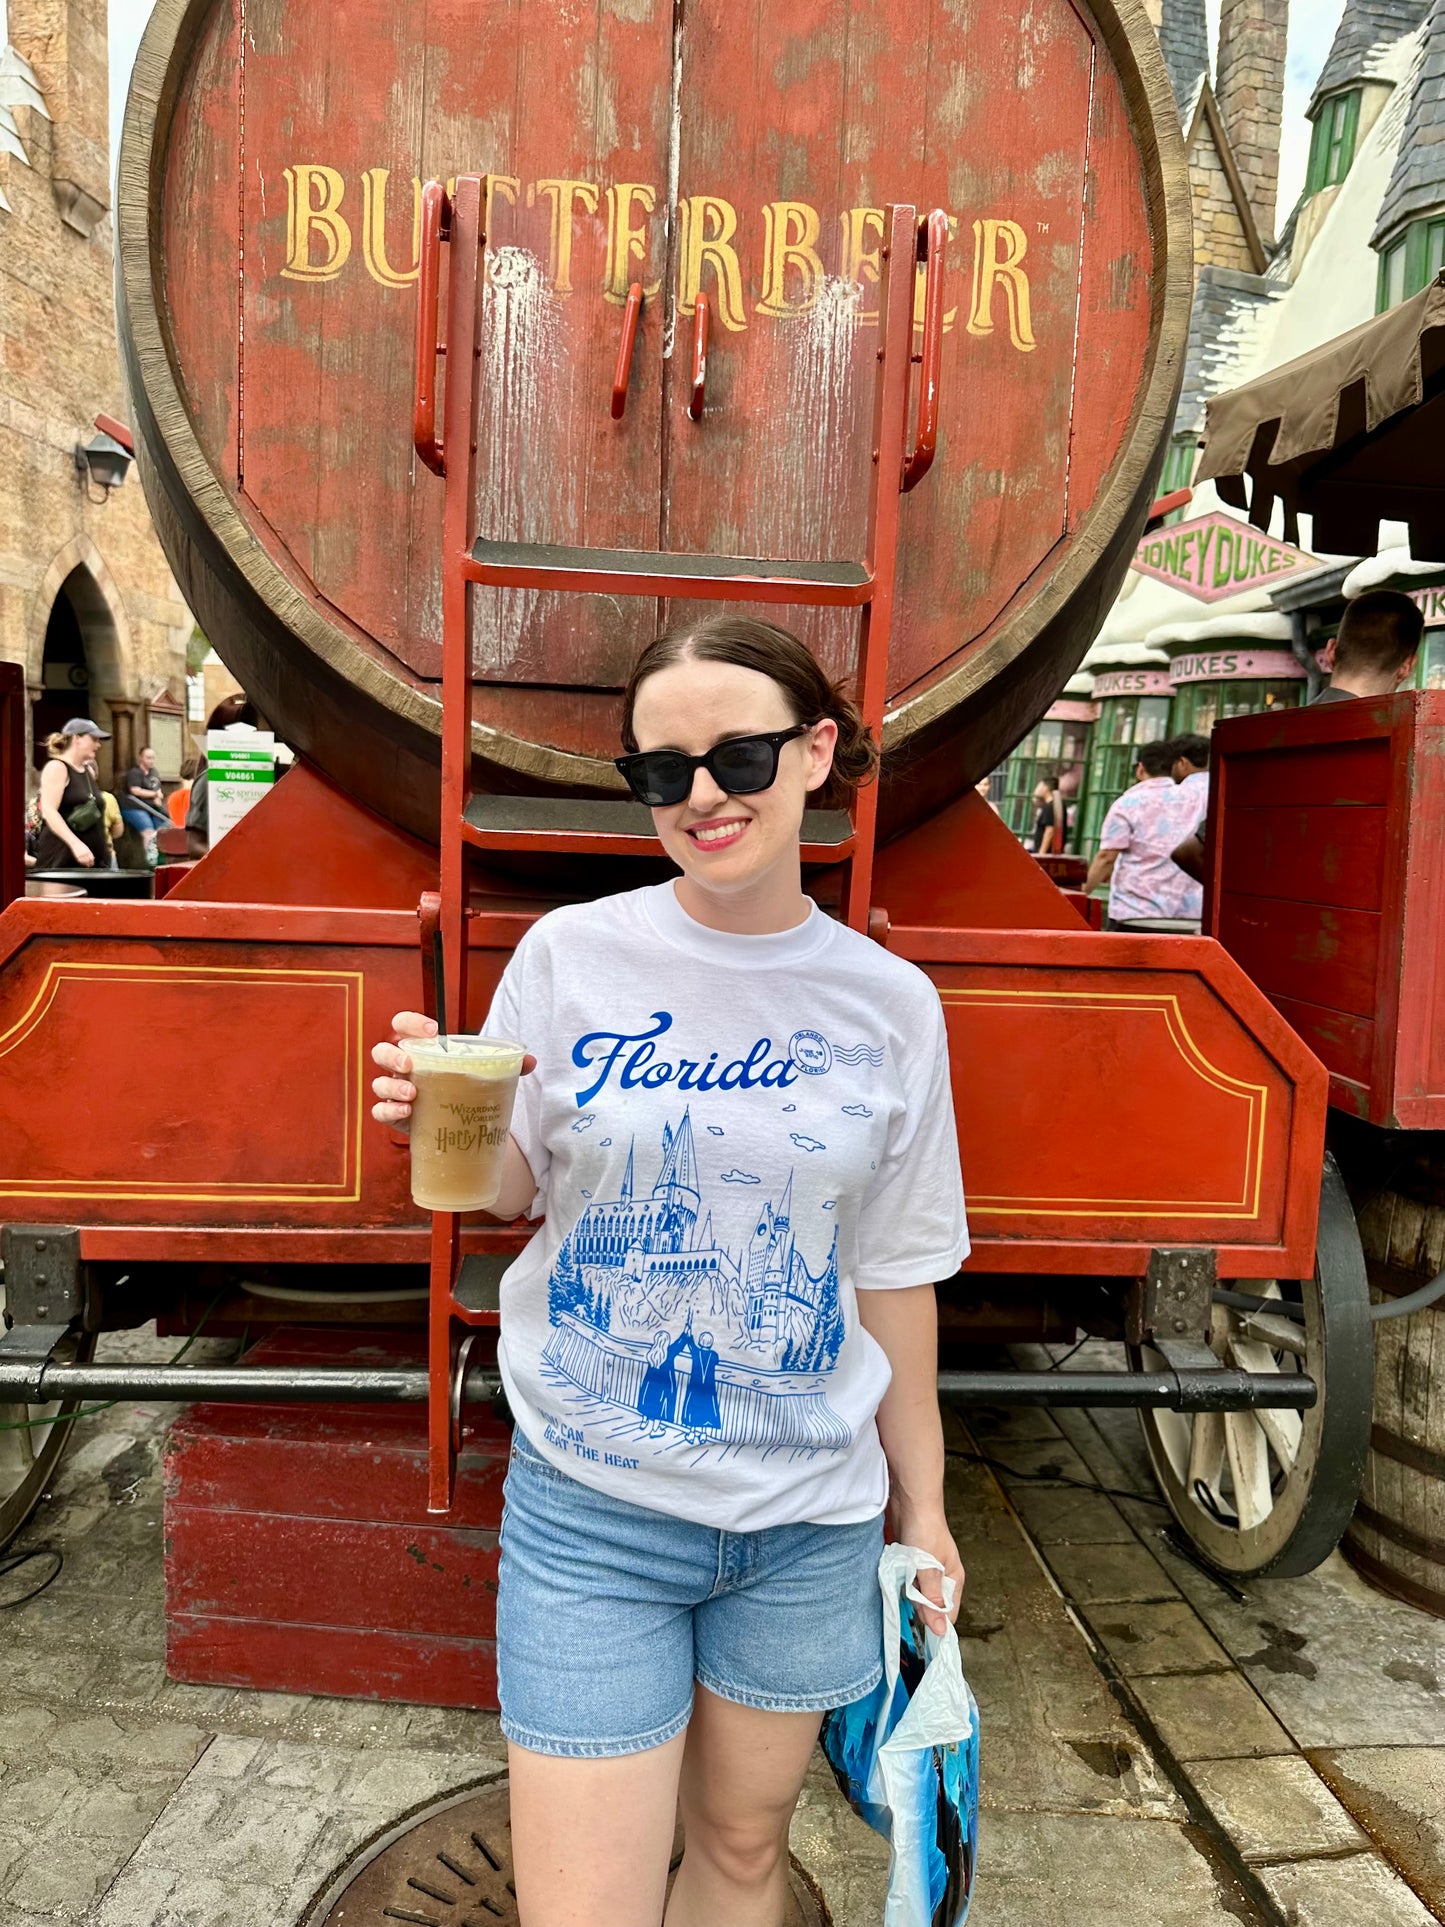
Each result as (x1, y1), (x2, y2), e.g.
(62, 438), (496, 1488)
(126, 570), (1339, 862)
(1158, 436), (1195, 526)
(1078, 695), (1172, 857)
(997, 717), (1092, 848)
(1305, 90), (1360, 198)
(1414, 631), (1445, 690)
(1377, 217), (1445, 311)
(1168, 679), (1304, 737)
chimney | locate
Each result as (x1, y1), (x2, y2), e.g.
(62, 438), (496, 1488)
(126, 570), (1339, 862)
(1215, 0), (1287, 247)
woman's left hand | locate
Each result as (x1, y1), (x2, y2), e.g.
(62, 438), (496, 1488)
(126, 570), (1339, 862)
(888, 1501), (965, 1637)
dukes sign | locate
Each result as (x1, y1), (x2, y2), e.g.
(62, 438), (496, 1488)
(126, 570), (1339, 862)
(1133, 512), (1317, 604)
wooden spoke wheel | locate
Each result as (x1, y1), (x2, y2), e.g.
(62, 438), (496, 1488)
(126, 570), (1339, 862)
(0, 1329), (97, 1552)
(1129, 1156), (1373, 1579)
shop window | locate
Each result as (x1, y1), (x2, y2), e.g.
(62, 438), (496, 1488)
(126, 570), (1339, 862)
(1376, 217), (1445, 312)
(1169, 679), (1304, 737)
(997, 717), (1092, 847)
(1305, 90), (1360, 198)
(1078, 695), (1171, 857)
(1415, 631), (1445, 690)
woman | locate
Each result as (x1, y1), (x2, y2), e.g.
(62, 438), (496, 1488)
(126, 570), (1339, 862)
(32, 719), (111, 897)
(371, 615), (968, 1927)
(1028, 773), (1064, 854)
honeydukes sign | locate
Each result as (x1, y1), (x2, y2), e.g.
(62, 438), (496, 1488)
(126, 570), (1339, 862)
(1133, 512), (1318, 603)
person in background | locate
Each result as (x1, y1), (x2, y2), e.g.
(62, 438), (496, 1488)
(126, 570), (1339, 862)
(187, 696), (260, 857)
(1314, 590), (1423, 703)
(121, 745), (169, 867)
(1028, 772), (1065, 854)
(168, 755), (199, 828)
(32, 719), (112, 897)
(1168, 732), (1209, 804)
(1085, 739), (1202, 930)
(974, 775), (1001, 815)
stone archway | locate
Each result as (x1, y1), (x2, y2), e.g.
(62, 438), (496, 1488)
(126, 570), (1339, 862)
(29, 538), (137, 782)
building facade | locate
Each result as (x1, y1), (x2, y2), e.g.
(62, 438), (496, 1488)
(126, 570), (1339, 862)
(0, 0), (193, 789)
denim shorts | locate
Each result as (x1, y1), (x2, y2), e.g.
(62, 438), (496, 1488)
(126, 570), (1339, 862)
(497, 1429), (885, 1757)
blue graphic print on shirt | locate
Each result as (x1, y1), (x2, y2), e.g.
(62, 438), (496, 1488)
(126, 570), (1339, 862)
(542, 1105), (852, 1458)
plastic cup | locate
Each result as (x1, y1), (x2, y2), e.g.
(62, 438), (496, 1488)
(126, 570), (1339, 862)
(406, 1035), (525, 1211)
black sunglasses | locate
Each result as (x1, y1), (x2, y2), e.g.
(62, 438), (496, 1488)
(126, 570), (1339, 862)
(615, 724), (813, 808)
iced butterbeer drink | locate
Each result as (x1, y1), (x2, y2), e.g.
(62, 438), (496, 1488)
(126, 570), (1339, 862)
(407, 1035), (525, 1211)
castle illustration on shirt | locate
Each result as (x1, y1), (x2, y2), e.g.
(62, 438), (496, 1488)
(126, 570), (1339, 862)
(541, 1108), (852, 1461)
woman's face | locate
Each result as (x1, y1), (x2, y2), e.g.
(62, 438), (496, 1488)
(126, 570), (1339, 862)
(629, 657), (837, 901)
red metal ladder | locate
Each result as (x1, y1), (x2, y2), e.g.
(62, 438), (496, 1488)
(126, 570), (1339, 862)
(413, 173), (945, 1507)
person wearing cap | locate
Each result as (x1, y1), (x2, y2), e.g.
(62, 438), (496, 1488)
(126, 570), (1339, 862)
(33, 718), (112, 896)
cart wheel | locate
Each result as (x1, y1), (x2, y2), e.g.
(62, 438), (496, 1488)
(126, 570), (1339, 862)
(0, 1329), (97, 1552)
(1129, 1154), (1372, 1579)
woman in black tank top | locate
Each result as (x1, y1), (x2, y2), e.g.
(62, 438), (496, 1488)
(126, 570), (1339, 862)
(34, 723), (112, 894)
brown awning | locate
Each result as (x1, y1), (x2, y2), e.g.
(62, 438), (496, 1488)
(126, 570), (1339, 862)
(1196, 273), (1445, 561)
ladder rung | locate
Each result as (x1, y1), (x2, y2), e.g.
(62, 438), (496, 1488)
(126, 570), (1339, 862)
(462, 793), (855, 859)
(465, 539), (873, 607)
(454, 1253), (513, 1316)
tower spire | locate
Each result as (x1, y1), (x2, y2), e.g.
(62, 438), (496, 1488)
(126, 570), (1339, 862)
(621, 1138), (635, 1202)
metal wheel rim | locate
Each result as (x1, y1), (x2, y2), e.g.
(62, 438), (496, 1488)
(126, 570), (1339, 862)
(1130, 1154), (1373, 1579)
(0, 1328), (98, 1552)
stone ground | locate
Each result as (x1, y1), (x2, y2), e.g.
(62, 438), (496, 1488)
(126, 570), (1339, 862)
(0, 1327), (1442, 1927)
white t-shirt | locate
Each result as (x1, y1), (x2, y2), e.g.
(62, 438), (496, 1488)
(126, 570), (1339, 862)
(485, 881), (969, 1531)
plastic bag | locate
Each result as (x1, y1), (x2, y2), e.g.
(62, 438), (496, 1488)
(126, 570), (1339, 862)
(821, 1544), (979, 1927)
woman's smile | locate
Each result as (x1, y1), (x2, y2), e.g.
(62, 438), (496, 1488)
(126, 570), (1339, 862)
(683, 814), (751, 851)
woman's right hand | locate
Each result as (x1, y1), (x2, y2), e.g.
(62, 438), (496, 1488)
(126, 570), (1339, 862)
(70, 843), (96, 868)
(370, 1010), (438, 1131)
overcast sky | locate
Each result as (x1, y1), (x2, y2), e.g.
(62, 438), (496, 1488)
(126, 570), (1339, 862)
(108, 0), (1339, 241)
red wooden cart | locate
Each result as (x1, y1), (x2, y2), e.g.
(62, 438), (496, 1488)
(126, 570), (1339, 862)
(0, 0), (1370, 1698)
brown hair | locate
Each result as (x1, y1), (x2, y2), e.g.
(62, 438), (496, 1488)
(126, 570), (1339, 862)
(620, 615), (879, 805)
(1334, 589), (1423, 677)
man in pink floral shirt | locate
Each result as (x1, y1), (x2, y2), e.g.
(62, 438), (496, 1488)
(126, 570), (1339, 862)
(1085, 738), (1203, 929)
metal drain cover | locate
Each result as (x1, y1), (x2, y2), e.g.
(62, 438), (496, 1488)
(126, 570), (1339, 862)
(307, 1779), (828, 1926)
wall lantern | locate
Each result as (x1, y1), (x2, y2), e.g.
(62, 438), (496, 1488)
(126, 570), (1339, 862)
(74, 431), (134, 496)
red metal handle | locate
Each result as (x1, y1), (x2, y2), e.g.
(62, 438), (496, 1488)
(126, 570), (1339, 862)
(611, 282), (644, 420)
(689, 292), (710, 421)
(413, 182), (450, 476)
(902, 208), (948, 492)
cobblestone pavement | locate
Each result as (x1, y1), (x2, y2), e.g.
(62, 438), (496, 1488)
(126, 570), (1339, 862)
(0, 1327), (1441, 1926)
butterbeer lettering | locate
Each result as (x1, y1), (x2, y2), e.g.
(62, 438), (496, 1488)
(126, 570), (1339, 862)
(278, 163), (1040, 353)
(283, 164), (352, 279)
(967, 217), (1036, 351)
(529, 178), (600, 293)
(603, 182), (660, 303)
(677, 194), (749, 331)
(838, 207), (885, 320)
(757, 200), (826, 317)
(360, 168), (422, 287)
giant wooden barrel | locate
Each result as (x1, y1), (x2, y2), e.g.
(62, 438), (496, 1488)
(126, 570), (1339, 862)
(117, 0), (1188, 843)
(1346, 1179), (1445, 1619)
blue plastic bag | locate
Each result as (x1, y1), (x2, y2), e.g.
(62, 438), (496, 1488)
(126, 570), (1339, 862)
(822, 1545), (979, 1927)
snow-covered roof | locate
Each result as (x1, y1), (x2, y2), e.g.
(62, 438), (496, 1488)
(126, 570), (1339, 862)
(1176, 267), (1285, 439)
(1310, 0), (1431, 115)
(1373, 0), (1445, 247)
(1062, 671), (1095, 697)
(1244, 24), (1424, 371)
(1083, 639), (1170, 668)
(1145, 612), (1294, 649)
(1342, 545), (1445, 594)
